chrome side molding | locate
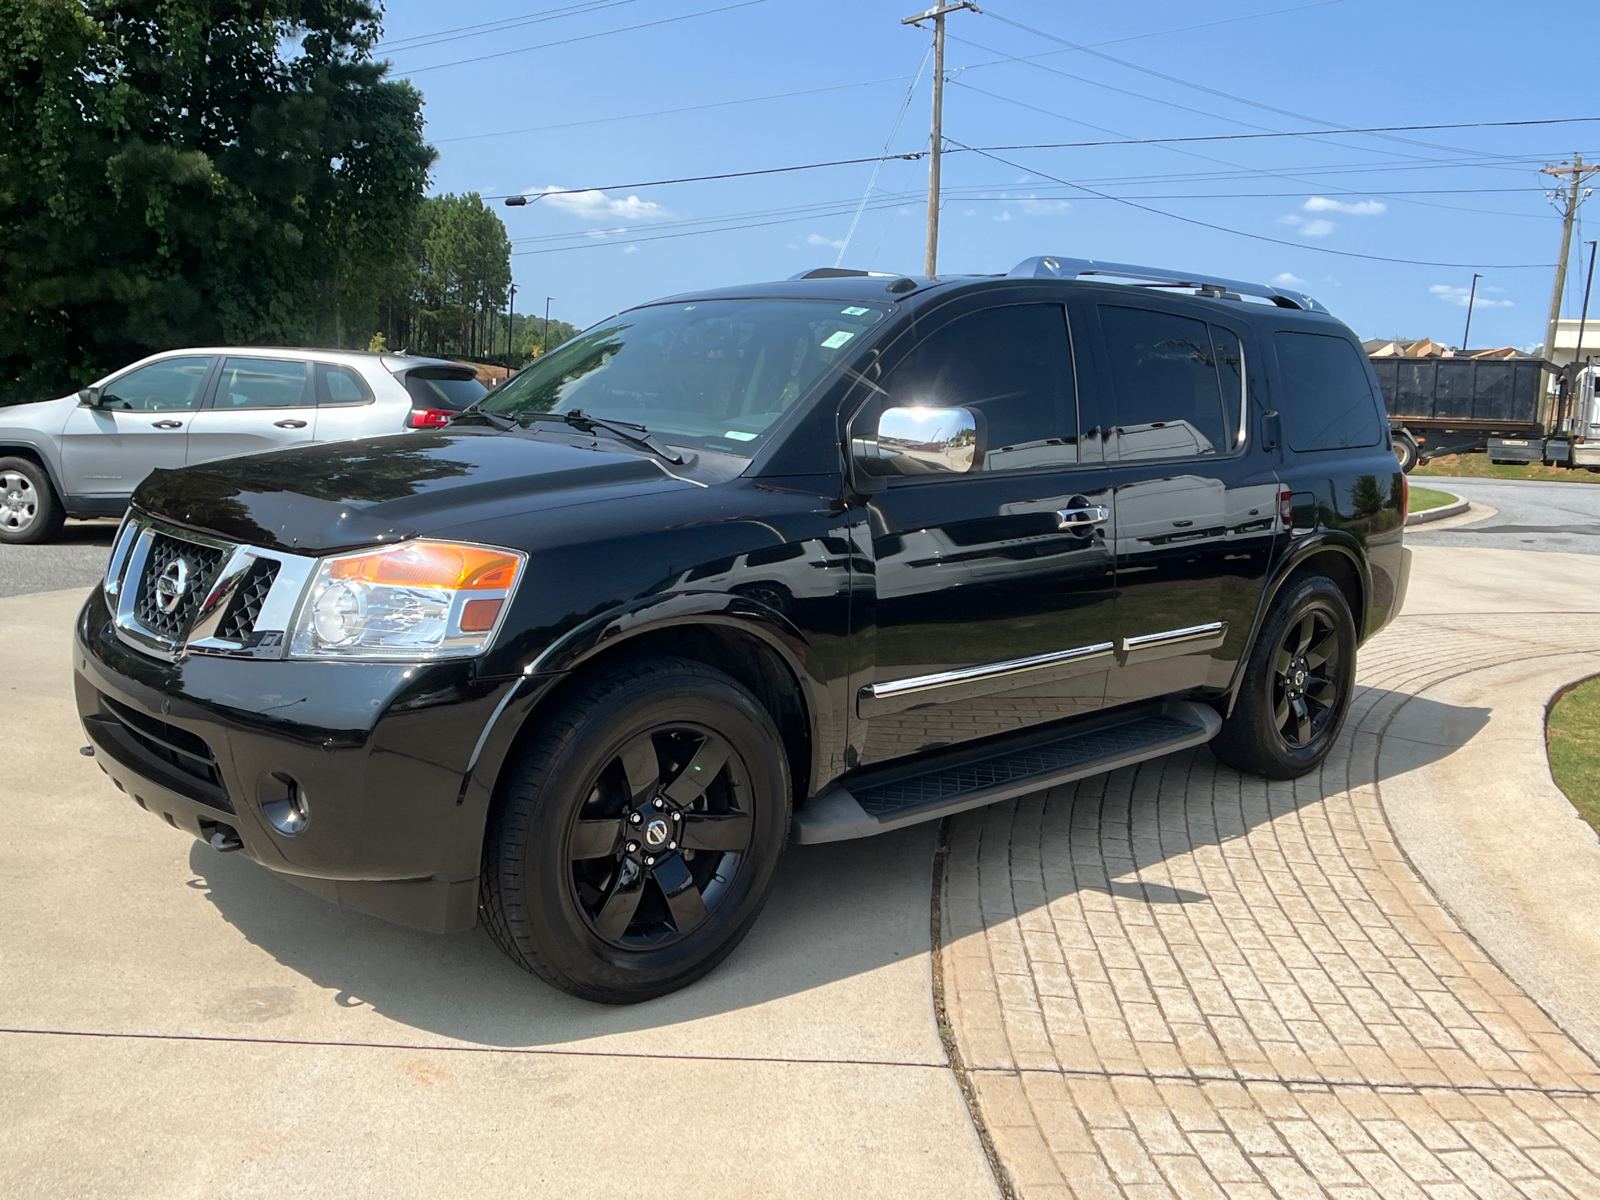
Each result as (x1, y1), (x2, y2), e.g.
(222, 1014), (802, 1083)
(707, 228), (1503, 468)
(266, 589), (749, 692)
(858, 641), (1114, 718)
(1119, 621), (1228, 664)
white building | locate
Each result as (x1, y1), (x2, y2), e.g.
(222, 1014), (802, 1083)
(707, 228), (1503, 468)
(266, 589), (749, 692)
(1551, 317), (1600, 367)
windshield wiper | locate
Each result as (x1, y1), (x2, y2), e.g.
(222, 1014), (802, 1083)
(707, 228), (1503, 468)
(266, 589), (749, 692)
(537, 410), (685, 464)
(448, 402), (517, 431)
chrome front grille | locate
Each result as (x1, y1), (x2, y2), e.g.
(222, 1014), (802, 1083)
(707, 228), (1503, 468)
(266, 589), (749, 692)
(106, 512), (315, 660)
(132, 533), (229, 641)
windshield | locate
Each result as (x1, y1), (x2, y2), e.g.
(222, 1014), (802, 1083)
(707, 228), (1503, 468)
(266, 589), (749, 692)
(479, 298), (891, 455)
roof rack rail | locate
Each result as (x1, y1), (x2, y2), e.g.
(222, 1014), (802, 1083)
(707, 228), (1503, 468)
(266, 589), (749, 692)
(789, 267), (899, 280)
(1007, 256), (1327, 314)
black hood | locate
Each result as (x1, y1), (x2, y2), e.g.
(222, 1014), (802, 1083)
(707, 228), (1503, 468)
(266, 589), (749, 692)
(134, 430), (689, 554)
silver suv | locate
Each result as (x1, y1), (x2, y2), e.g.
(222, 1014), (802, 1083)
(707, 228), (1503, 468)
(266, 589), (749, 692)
(0, 347), (485, 543)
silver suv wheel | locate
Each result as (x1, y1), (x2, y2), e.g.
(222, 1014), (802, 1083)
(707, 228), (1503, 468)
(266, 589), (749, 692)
(0, 470), (38, 534)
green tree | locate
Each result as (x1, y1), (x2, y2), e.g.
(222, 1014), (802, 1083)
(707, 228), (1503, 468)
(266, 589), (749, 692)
(0, 0), (434, 401)
(376, 193), (516, 360)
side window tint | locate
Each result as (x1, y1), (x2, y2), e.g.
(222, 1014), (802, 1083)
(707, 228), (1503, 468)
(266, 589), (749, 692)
(1274, 332), (1383, 452)
(99, 357), (212, 412)
(1212, 327), (1245, 451)
(882, 304), (1076, 472)
(1099, 305), (1227, 461)
(315, 363), (371, 405)
(216, 359), (311, 409)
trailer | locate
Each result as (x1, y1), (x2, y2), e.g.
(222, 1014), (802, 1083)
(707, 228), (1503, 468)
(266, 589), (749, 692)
(1369, 355), (1554, 471)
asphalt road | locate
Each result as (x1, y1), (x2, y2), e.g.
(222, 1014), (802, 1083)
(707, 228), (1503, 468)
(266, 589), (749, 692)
(1, 475), (1596, 600)
(0, 520), (118, 600)
(1408, 475), (1600, 555)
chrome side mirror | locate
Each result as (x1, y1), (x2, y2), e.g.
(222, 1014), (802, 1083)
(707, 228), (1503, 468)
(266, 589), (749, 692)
(853, 405), (984, 476)
(78, 386), (102, 408)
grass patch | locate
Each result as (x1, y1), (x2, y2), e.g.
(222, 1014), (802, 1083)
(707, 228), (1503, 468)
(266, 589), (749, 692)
(1545, 676), (1600, 836)
(1414, 452), (1600, 483)
(1407, 486), (1455, 513)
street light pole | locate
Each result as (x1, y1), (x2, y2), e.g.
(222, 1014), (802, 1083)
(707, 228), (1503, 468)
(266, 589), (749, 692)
(902, 2), (979, 278)
(1461, 273), (1482, 353)
(506, 282), (517, 370)
(543, 296), (553, 357)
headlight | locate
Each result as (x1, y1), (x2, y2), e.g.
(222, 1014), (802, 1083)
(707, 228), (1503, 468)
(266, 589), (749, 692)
(288, 540), (525, 660)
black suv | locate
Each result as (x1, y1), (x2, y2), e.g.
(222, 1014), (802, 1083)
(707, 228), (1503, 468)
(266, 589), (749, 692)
(75, 257), (1409, 1003)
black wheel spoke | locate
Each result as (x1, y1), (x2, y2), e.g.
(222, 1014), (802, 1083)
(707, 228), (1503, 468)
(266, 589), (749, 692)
(1306, 624), (1337, 670)
(1304, 678), (1337, 708)
(663, 735), (731, 806)
(1294, 614), (1315, 656)
(650, 852), (708, 933)
(594, 860), (647, 940)
(680, 810), (752, 852)
(1273, 645), (1293, 676)
(1273, 694), (1291, 731)
(617, 734), (661, 803)
(570, 818), (624, 859)
(1290, 696), (1311, 745)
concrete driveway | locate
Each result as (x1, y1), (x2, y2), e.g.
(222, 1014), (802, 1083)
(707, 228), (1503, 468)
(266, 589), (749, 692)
(9, 504), (1600, 1197)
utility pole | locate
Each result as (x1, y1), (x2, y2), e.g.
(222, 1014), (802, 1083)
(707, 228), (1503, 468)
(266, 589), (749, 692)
(902, 1), (979, 278)
(543, 296), (553, 357)
(1541, 155), (1599, 359)
(1461, 273), (1482, 353)
(1576, 241), (1597, 374)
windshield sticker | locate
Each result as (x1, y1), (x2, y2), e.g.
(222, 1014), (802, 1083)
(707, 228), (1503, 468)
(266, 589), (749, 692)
(821, 330), (855, 349)
(841, 306), (870, 316)
(722, 430), (758, 441)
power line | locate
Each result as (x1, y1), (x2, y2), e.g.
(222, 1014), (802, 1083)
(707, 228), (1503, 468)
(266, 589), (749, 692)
(949, 139), (1555, 269)
(397, 0), (772, 75)
(379, 0), (644, 53)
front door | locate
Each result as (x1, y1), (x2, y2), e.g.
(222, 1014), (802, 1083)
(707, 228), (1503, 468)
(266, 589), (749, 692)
(58, 355), (215, 498)
(1079, 297), (1279, 708)
(854, 300), (1117, 767)
(185, 356), (318, 465)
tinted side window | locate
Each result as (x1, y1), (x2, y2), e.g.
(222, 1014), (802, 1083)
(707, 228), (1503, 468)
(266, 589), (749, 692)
(315, 363), (372, 405)
(215, 359), (311, 409)
(100, 357), (213, 412)
(1274, 332), (1383, 451)
(403, 372), (487, 411)
(1099, 305), (1227, 461)
(882, 304), (1076, 471)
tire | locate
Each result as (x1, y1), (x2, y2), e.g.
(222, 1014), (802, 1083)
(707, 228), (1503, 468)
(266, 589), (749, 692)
(0, 457), (64, 545)
(1393, 433), (1419, 474)
(480, 656), (791, 1003)
(1210, 575), (1357, 780)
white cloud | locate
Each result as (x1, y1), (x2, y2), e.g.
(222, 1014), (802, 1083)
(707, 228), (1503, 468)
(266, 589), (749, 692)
(1015, 195), (1071, 217)
(807, 232), (846, 250)
(1303, 196), (1386, 216)
(531, 187), (671, 221)
(1272, 271), (1308, 288)
(1430, 283), (1513, 308)
(992, 210), (1013, 222)
(962, 209), (978, 217)
(1279, 214), (1337, 238)
(622, 244), (639, 254)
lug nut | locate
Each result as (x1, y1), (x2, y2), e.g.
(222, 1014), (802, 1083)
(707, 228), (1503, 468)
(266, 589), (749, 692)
(668, 841), (677, 850)
(629, 812), (641, 825)
(645, 856), (656, 866)
(671, 811), (681, 822)
(626, 841), (639, 854)
(653, 798), (664, 809)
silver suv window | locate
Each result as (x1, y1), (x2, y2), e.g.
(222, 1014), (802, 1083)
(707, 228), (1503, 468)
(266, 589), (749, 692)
(101, 357), (212, 411)
(214, 358), (311, 409)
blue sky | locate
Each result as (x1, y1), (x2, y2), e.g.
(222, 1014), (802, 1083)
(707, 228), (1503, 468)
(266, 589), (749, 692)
(377, 0), (1598, 349)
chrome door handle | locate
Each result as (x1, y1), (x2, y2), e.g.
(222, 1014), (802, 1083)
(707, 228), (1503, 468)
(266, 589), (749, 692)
(1056, 505), (1109, 530)
(273, 419), (308, 429)
(150, 420), (183, 429)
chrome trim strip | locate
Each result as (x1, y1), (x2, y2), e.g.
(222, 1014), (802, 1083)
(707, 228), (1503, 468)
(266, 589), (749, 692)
(859, 641), (1115, 718)
(1236, 348), (1249, 449)
(103, 514), (139, 600)
(1118, 621), (1228, 664)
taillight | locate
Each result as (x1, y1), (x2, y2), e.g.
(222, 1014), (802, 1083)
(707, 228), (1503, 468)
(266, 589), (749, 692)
(1278, 487), (1293, 528)
(1401, 470), (1409, 517)
(408, 408), (453, 429)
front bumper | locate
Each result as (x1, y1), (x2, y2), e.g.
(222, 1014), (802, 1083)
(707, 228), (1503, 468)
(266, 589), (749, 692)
(73, 587), (520, 933)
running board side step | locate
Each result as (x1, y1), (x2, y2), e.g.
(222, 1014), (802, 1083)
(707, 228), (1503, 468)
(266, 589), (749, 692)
(792, 700), (1221, 844)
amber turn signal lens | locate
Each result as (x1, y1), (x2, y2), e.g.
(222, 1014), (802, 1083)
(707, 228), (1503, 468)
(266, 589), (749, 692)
(460, 597), (505, 633)
(328, 542), (521, 591)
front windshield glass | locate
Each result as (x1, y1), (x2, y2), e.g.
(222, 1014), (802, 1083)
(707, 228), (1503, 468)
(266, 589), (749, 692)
(480, 298), (891, 456)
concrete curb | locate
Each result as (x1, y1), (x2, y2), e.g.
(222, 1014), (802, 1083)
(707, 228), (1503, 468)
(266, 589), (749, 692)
(1406, 493), (1468, 525)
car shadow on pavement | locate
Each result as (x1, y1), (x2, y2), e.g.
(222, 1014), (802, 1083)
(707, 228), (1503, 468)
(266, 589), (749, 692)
(185, 687), (1487, 1045)
(58, 519), (119, 545)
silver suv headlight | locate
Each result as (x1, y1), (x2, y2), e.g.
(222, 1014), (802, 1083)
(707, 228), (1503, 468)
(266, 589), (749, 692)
(287, 540), (526, 660)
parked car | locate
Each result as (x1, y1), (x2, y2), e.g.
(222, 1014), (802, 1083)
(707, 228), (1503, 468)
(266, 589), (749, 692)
(74, 258), (1409, 1003)
(0, 348), (485, 543)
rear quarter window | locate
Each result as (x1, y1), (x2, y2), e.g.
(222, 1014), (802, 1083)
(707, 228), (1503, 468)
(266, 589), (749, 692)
(403, 372), (487, 411)
(1274, 331), (1383, 452)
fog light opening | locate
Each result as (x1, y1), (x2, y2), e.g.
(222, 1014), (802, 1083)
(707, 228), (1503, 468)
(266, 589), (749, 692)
(262, 772), (310, 836)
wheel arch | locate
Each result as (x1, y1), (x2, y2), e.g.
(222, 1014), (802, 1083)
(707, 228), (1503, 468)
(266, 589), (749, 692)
(0, 441), (68, 506)
(1222, 535), (1370, 716)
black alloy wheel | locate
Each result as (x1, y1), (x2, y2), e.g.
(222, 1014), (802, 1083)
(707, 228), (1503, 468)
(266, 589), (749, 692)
(568, 727), (752, 949)
(1210, 574), (1356, 780)
(481, 656), (790, 1003)
(1271, 610), (1341, 749)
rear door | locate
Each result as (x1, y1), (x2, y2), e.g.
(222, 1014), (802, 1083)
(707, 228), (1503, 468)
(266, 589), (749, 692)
(185, 356), (318, 465)
(854, 298), (1117, 766)
(305, 361), (384, 444)
(1080, 296), (1279, 707)
(58, 355), (215, 497)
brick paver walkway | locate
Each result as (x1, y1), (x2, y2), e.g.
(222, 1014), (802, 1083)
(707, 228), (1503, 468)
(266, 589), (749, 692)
(942, 613), (1600, 1198)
